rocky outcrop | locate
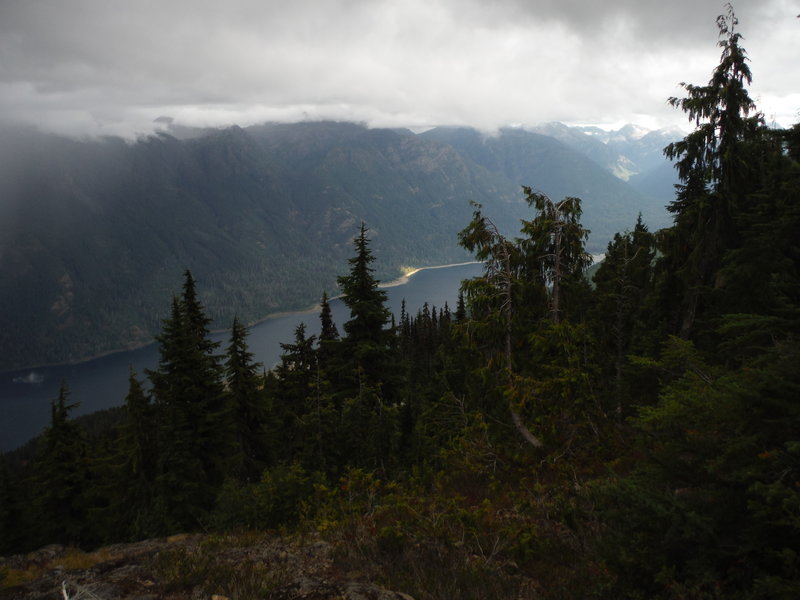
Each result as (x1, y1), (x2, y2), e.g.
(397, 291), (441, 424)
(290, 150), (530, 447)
(0, 533), (415, 600)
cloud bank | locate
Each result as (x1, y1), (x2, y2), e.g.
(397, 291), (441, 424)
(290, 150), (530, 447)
(0, 0), (797, 138)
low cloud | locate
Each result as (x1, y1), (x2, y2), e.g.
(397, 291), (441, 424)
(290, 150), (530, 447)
(0, 0), (796, 138)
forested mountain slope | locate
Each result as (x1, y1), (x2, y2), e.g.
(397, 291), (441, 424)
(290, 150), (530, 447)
(420, 126), (671, 238)
(0, 121), (657, 370)
(529, 121), (682, 204)
(3, 9), (799, 600)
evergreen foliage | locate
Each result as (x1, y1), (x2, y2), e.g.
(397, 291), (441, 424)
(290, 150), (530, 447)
(146, 270), (227, 532)
(0, 456), (26, 555)
(518, 187), (592, 323)
(591, 215), (657, 415)
(30, 382), (93, 547)
(224, 317), (268, 483)
(337, 223), (393, 393)
(659, 4), (767, 340)
(108, 369), (159, 539)
(3, 9), (799, 600)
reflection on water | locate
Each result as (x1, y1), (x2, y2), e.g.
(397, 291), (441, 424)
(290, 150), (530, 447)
(12, 371), (45, 385)
(0, 262), (480, 452)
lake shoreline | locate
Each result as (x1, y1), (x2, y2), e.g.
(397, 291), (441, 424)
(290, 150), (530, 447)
(1, 261), (480, 376)
(379, 261), (479, 288)
(216, 260), (479, 332)
(2, 260), (484, 453)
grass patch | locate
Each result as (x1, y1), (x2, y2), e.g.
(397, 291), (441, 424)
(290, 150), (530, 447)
(0, 547), (120, 590)
(149, 543), (290, 600)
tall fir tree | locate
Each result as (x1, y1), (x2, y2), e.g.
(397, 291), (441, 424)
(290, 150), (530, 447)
(319, 291), (340, 344)
(102, 369), (160, 539)
(146, 270), (226, 532)
(518, 187), (592, 324)
(337, 223), (393, 393)
(591, 215), (656, 416)
(224, 316), (269, 482)
(458, 202), (544, 448)
(0, 456), (26, 554)
(596, 9), (800, 597)
(273, 323), (318, 463)
(31, 381), (93, 547)
(659, 4), (765, 339)
(316, 291), (342, 380)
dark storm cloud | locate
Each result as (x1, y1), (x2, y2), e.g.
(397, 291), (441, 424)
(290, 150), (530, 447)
(0, 0), (796, 137)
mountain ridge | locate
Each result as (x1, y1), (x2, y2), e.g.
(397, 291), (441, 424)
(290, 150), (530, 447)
(528, 121), (681, 203)
(0, 120), (668, 370)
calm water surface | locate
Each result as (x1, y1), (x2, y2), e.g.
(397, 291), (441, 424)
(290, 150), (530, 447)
(0, 262), (481, 452)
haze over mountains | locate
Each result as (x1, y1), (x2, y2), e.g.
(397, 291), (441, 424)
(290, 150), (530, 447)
(0, 120), (678, 371)
(529, 122), (683, 203)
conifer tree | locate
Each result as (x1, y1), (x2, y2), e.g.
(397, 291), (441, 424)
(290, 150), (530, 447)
(317, 291), (342, 375)
(455, 290), (467, 322)
(459, 191), (595, 450)
(596, 10), (800, 596)
(297, 367), (340, 476)
(147, 270), (226, 531)
(660, 4), (765, 338)
(105, 369), (159, 539)
(337, 223), (392, 391)
(273, 323), (317, 462)
(718, 126), (800, 323)
(341, 383), (399, 473)
(591, 216), (656, 415)
(519, 198), (597, 451)
(32, 381), (92, 547)
(0, 456), (25, 554)
(518, 188), (592, 324)
(319, 291), (339, 343)
(224, 316), (268, 482)
(458, 203), (543, 448)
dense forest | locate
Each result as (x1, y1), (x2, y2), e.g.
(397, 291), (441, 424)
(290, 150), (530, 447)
(2, 9), (799, 599)
(0, 100), (668, 372)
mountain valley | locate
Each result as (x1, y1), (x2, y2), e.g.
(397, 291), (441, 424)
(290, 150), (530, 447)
(0, 120), (674, 370)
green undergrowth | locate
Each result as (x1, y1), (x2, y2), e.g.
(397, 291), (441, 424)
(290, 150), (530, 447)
(148, 532), (291, 600)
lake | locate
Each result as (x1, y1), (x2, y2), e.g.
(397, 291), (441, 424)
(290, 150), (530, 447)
(0, 262), (482, 452)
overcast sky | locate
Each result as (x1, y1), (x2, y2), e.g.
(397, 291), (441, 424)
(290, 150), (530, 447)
(1, 0), (798, 138)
